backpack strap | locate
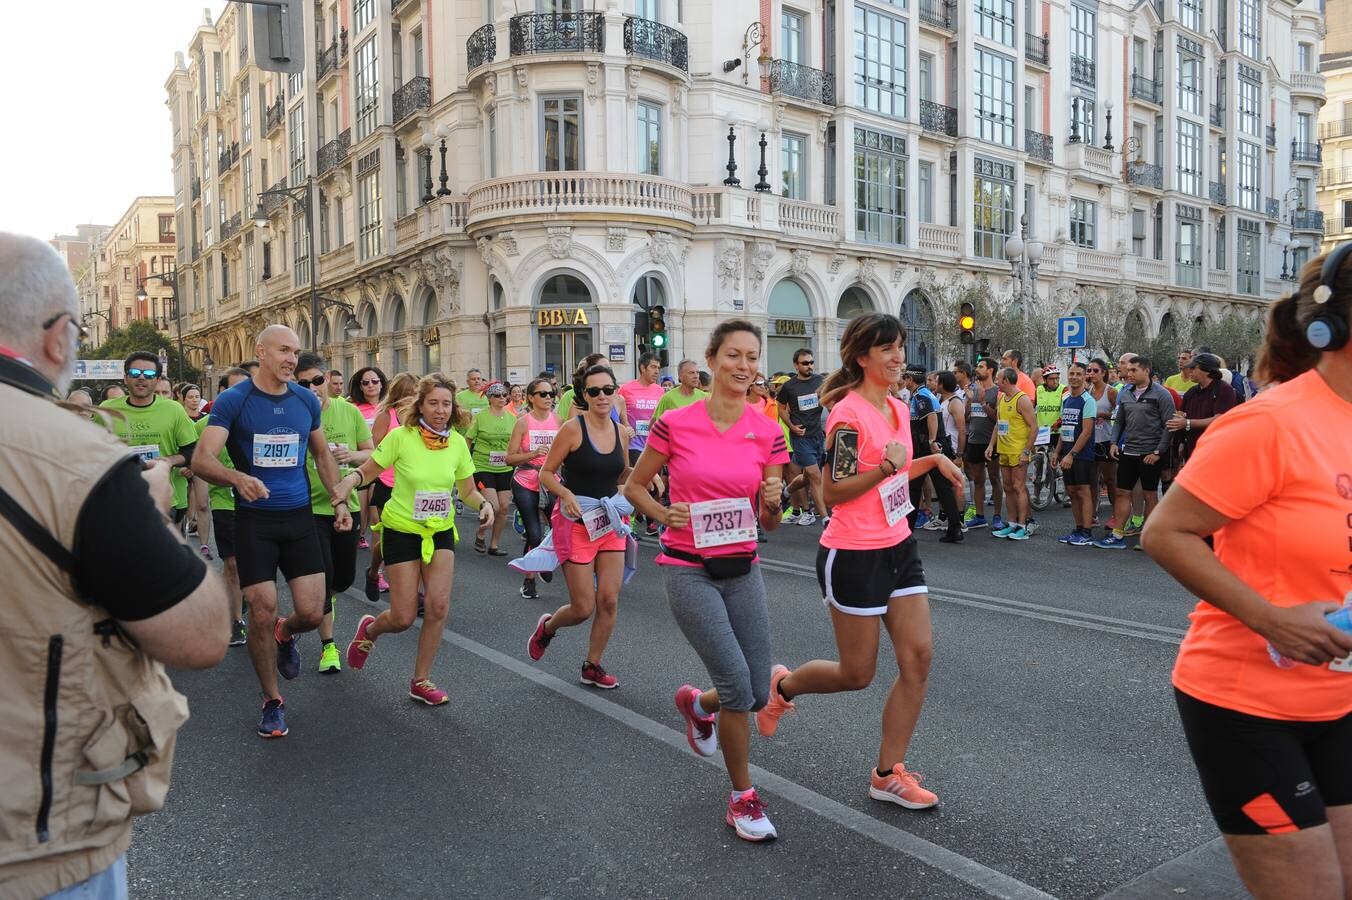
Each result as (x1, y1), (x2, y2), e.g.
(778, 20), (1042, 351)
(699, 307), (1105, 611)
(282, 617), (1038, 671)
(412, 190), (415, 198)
(0, 483), (75, 574)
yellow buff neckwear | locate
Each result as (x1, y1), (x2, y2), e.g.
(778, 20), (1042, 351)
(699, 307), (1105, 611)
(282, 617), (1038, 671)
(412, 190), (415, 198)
(418, 418), (450, 450)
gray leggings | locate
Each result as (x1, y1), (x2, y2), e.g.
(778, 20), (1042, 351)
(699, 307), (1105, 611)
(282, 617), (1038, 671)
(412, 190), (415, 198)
(663, 563), (772, 713)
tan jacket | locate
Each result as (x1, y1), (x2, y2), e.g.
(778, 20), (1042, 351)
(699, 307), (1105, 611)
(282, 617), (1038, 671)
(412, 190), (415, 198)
(0, 379), (188, 900)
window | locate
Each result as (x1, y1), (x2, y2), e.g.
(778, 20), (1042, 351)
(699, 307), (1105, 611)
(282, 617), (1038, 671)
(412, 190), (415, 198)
(205, 258), (214, 306)
(918, 160), (933, 223)
(973, 157), (1015, 258)
(357, 158), (382, 261)
(976, 0), (1015, 46)
(1237, 141), (1260, 211)
(974, 48), (1015, 146)
(1132, 208), (1147, 256)
(1133, 38), (1148, 78)
(781, 10), (805, 64)
(853, 126), (907, 245)
(1297, 42), (1313, 72)
(636, 0), (659, 18)
(1297, 112), (1313, 145)
(317, 100), (326, 145)
(288, 69), (303, 98)
(158, 215), (175, 241)
(918, 53), (932, 102)
(1176, 42), (1201, 116)
(854, 7), (907, 119)
(355, 38), (380, 140)
(335, 196), (346, 246)
(1073, 96), (1095, 144)
(354, 0), (375, 32)
(1342, 199), (1352, 231)
(1176, 119), (1201, 195)
(1236, 220), (1260, 294)
(1178, 0), (1202, 32)
(319, 191), (331, 253)
(396, 144), (408, 218)
(1070, 4), (1095, 85)
(1176, 205), (1201, 287)
(1214, 215), (1226, 269)
(541, 95), (582, 170)
(1238, 0), (1260, 59)
(242, 153), (253, 211)
(288, 103), (306, 184)
(1237, 70), (1260, 137)
(413, 28), (425, 77)
(637, 102), (662, 175)
(392, 29), (403, 90)
(781, 133), (806, 199)
(213, 52), (222, 106)
(487, 108), (497, 178)
(1070, 198), (1096, 248)
(241, 78), (252, 145)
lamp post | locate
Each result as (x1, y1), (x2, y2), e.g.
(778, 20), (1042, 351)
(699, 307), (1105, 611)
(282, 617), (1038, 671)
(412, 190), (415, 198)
(435, 123), (452, 197)
(1003, 215), (1044, 307)
(81, 308), (112, 349)
(1280, 238), (1298, 280)
(253, 176), (322, 351)
(136, 263), (185, 381)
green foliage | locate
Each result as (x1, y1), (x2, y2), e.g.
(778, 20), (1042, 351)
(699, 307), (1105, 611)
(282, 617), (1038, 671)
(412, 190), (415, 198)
(80, 320), (201, 386)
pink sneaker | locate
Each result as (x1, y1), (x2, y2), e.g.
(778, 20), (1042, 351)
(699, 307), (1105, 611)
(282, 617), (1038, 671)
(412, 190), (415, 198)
(527, 613), (553, 661)
(347, 614), (377, 669)
(409, 678), (449, 705)
(580, 661), (618, 689)
(726, 789), (777, 841)
(199, 545), (213, 560)
(755, 664), (796, 737)
(675, 685), (717, 757)
(377, 571), (390, 593)
(869, 764), (939, 810)
(358, 535), (370, 550)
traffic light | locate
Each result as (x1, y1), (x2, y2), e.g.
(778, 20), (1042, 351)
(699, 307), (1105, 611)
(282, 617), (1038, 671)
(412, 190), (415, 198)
(959, 302), (976, 345)
(250, 0), (306, 74)
(975, 338), (992, 360)
(648, 305), (667, 350)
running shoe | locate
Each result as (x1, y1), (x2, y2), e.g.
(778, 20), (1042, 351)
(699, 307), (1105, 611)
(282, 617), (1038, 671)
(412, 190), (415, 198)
(199, 545), (213, 560)
(364, 571), (380, 603)
(675, 685), (718, 757)
(520, 578), (539, 600)
(347, 614), (377, 669)
(358, 535), (370, 550)
(726, 789), (777, 842)
(991, 515), (1008, 531)
(378, 571), (390, 593)
(1066, 530), (1095, 547)
(527, 613), (553, 661)
(274, 619), (301, 680)
(487, 547), (508, 557)
(580, 661), (618, 689)
(257, 697), (287, 738)
(961, 505), (977, 524)
(1120, 519), (1144, 537)
(755, 664), (795, 737)
(938, 531), (964, 544)
(921, 515), (947, 531)
(914, 510), (931, 529)
(1057, 530), (1079, 544)
(869, 764), (938, 810)
(474, 536), (487, 554)
(1024, 518), (1040, 536)
(991, 524), (1014, 539)
(319, 642), (341, 674)
(1006, 526), (1030, 541)
(410, 678), (449, 705)
(1093, 534), (1128, 550)
(796, 511), (817, 526)
(646, 520), (660, 537)
(780, 507), (800, 525)
(229, 619), (247, 647)
(965, 515), (988, 529)
(186, 519), (198, 537)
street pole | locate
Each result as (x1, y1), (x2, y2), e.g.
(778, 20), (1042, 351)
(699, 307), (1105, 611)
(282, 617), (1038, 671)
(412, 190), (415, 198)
(172, 267), (185, 383)
(305, 177), (319, 352)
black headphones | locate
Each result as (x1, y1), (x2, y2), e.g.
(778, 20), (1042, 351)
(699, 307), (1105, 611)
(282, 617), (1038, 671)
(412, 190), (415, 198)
(1312, 243), (1352, 351)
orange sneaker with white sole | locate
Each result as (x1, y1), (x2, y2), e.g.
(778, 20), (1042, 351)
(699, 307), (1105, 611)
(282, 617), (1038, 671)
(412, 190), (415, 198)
(869, 764), (938, 810)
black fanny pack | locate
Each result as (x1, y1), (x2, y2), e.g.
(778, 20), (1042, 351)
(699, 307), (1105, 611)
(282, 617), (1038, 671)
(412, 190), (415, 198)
(660, 543), (753, 580)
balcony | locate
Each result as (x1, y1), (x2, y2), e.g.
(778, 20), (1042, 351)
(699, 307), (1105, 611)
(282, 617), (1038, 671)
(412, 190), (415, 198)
(1207, 270), (1231, 293)
(1071, 55), (1095, 87)
(1292, 140), (1322, 163)
(1265, 197), (1280, 220)
(778, 198), (840, 239)
(1130, 74), (1160, 104)
(262, 179), (289, 214)
(468, 24), (496, 71)
(1321, 118), (1352, 140)
(918, 223), (961, 258)
(318, 129), (351, 176)
(1266, 124), (1277, 147)
(217, 141), (239, 176)
(220, 212), (242, 241)
(467, 173), (691, 229)
(1135, 258), (1167, 283)
(1127, 161), (1163, 190)
(508, 12), (605, 56)
(919, 0), (955, 30)
(1024, 129), (1053, 163)
(392, 0), (416, 12)
(767, 59), (834, 106)
(1024, 32), (1049, 66)
(1291, 209), (1325, 233)
(191, 241), (201, 261)
(919, 100), (957, 137)
(1320, 165), (1352, 186)
(1209, 180), (1226, 206)
(393, 75), (430, 125)
(316, 40), (339, 81)
(1291, 71), (1326, 98)
(1209, 104), (1224, 128)
(624, 17), (688, 72)
(190, 177), (201, 201)
(1075, 248), (1123, 280)
(264, 95), (285, 134)
(1065, 141), (1114, 182)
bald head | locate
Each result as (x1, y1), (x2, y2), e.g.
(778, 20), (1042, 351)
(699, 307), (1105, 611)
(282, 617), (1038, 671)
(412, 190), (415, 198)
(0, 232), (80, 390)
(257, 324), (298, 352)
(254, 324), (301, 386)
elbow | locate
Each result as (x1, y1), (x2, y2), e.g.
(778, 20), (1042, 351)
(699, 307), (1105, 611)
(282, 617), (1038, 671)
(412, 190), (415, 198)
(621, 481), (643, 506)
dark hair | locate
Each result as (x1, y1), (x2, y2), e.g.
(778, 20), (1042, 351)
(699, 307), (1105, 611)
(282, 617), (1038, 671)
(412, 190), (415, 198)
(698, 371), (711, 388)
(327, 369), (343, 378)
(573, 363), (617, 411)
(952, 360), (973, 379)
(821, 313), (906, 407)
(218, 366), (249, 391)
(637, 351), (660, 369)
(1067, 360), (1087, 373)
(792, 347), (814, 364)
(347, 366), (388, 403)
(975, 357), (995, 375)
(937, 371), (958, 393)
(296, 351), (325, 375)
(176, 383), (201, 400)
(574, 354), (606, 379)
(537, 370), (555, 381)
(1090, 357), (1111, 373)
(704, 318), (763, 361)
(241, 361), (259, 373)
(123, 350), (159, 373)
(526, 377), (553, 400)
(1129, 355), (1153, 377)
(1256, 254), (1348, 384)
(1004, 349), (1024, 366)
(901, 367), (924, 384)
(1000, 366), (1020, 385)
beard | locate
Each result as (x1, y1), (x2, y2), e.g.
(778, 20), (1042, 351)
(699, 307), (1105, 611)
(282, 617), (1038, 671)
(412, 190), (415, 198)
(52, 332), (78, 395)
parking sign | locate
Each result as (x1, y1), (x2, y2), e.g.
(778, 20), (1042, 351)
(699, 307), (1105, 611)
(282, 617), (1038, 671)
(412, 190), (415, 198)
(1057, 316), (1087, 349)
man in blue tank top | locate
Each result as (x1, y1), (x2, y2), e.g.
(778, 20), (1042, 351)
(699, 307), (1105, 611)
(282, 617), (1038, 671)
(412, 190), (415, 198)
(193, 325), (351, 739)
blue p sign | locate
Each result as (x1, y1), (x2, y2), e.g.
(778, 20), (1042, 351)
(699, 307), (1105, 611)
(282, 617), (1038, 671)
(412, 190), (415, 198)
(1057, 316), (1087, 349)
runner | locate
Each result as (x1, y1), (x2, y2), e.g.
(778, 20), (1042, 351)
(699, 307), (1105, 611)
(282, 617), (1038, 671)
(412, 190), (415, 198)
(177, 382), (207, 422)
(960, 358), (1004, 530)
(999, 348), (1038, 399)
(507, 377), (561, 599)
(100, 383), (125, 402)
(465, 381), (517, 556)
(985, 367), (1037, 540)
(1055, 361), (1098, 546)
(650, 357), (708, 425)
(619, 351), (667, 537)
(624, 319), (788, 842)
(526, 363), (634, 689)
(1094, 356), (1174, 549)
(1086, 358), (1119, 525)
(509, 382), (528, 416)
(755, 313), (965, 814)
(1142, 250), (1352, 897)
(66, 387), (93, 418)
(777, 349), (827, 525)
(347, 366), (386, 551)
(202, 367), (251, 645)
(192, 325), (352, 737)
(364, 372), (418, 601)
(154, 377), (174, 400)
(1116, 351), (1149, 535)
(295, 352), (373, 673)
(559, 354), (629, 425)
(327, 368), (345, 399)
(1034, 365), (1066, 444)
(176, 383), (209, 547)
(455, 368), (489, 427)
(902, 366), (962, 541)
(1163, 349), (1193, 395)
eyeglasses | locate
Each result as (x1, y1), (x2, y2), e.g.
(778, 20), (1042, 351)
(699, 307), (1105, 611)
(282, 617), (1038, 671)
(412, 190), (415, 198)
(42, 311), (89, 343)
(360, 378), (382, 386)
(126, 368), (159, 379)
(298, 375), (326, 387)
(752, 380), (767, 387)
(532, 390), (556, 398)
(584, 384), (617, 398)
(1086, 368), (1102, 374)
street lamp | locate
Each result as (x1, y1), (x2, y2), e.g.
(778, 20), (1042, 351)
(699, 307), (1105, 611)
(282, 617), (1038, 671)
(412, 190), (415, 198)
(1004, 215), (1044, 306)
(1280, 238), (1299, 281)
(253, 174), (326, 352)
(136, 264), (186, 382)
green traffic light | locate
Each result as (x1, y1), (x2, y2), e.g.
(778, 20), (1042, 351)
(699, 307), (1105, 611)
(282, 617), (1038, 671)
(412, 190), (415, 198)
(651, 333), (667, 348)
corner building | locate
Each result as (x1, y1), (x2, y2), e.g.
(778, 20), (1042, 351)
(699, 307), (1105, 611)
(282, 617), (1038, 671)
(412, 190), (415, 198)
(168, 0), (1322, 380)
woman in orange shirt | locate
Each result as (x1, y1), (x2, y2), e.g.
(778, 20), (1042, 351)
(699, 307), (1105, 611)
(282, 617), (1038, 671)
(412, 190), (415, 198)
(1144, 246), (1352, 899)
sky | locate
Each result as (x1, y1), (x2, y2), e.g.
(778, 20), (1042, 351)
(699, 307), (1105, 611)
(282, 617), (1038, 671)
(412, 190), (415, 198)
(0, 1), (228, 240)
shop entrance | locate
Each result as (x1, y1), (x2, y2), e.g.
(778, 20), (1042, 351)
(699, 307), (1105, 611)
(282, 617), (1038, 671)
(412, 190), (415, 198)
(540, 329), (594, 380)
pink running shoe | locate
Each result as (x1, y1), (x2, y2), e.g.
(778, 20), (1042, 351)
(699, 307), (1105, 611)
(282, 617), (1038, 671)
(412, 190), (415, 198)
(409, 678), (449, 705)
(377, 571), (390, 593)
(725, 789), (777, 842)
(347, 614), (377, 669)
(527, 613), (553, 661)
(869, 764), (939, 810)
(754, 664), (796, 737)
(675, 685), (717, 757)
(199, 545), (213, 560)
(358, 535), (370, 550)
(580, 661), (618, 689)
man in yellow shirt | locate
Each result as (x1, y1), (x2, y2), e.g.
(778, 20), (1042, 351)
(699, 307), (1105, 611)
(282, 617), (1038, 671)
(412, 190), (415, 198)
(1163, 349), (1193, 394)
(985, 367), (1037, 541)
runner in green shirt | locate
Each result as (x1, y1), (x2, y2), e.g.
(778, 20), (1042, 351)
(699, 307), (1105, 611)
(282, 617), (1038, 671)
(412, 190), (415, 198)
(465, 382), (518, 555)
(455, 368), (489, 434)
(100, 351), (198, 520)
(650, 359), (709, 426)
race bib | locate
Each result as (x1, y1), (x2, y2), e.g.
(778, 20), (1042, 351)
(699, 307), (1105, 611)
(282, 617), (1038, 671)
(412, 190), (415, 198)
(879, 475), (913, 527)
(253, 433), (300, 468)
(1060, 424), (1076, 443)
(128, 444), (160, 462)
(997, 420), (1011, 436)
(636, 419), (650, 437)
(970, 405), (987, 419)
(488, 450), (508, 466)
(1034, 426), (1052, 446)
(690, 497), (756, 549)
(529, 429), (557, 451)
(796, 393), (820, 412)
(582, 505), (614, 541)
(412, 490), (451, 521)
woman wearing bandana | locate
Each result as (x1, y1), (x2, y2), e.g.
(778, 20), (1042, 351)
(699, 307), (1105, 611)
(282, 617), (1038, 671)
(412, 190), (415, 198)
(330, 374), (494, 706)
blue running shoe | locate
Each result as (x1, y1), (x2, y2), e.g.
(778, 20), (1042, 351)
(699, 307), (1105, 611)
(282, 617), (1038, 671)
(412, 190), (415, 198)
(257, 698), (288, 738)
(915, 510), (931, 529)
(274, 619), (301, 680)
(1067, 530), (1095, 546)
(991, 515), (1008, 531)
(1006, 526), (1030, 541)
(991, 524), (1015, 538)
(1057, 530), (1078, 544)
(964, 515), (988, 529)
(1093, 534), (1128, 550)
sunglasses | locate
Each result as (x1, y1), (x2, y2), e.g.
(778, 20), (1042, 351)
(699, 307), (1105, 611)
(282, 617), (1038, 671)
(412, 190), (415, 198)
(532, 390), (556, 398)
(126, 368), (159, 379)
(584, 385), (617, 398)
(298, 375), (326, 387)
(752, 380), (767, 387)
(360, 378), (382, 386)
(798, 361), (815, 366)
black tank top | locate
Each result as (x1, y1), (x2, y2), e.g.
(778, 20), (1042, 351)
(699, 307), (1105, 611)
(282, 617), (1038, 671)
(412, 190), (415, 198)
(562, 418), (624, 500)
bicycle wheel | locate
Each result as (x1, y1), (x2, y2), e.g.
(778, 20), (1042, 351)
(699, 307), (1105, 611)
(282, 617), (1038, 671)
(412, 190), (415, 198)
(1030, 450), (1051, 510)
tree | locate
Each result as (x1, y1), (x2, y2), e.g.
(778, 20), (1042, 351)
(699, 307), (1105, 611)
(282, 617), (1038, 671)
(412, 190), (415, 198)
(81, 320), (201, 386)
(1192, 313), (1264, 374)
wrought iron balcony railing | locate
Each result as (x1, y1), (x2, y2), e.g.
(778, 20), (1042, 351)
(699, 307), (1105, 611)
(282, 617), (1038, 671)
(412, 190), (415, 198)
(1265, 197), (1280, 219)
(265, 95), (285, 134)
(919, 0), (955, 29)
(1291, 209), (1325, 232)
(317, 40), (339, 80)
(1266, 124), (1277, 147)
(220, 212), (242, 241)
(217, 141), (239, 176)
(508, 12), (605, 56)
(1025, 129), (1053, 162)
(919, 99), (957, 137)
(1071, 54), (1095, 86)
(318, 129), (351, 176)
(1130, 73), (1160, 103)
(1292, 140), (1322, 163)
(467, 23), (496, 71)
(393, 75), (430, 124)
(768, 59), (834, 106)
(1024, 32), (1049, 65)
(624, 17), (688, 71)
(1127, 161), (1162, 189)
(262, 179), (289, 214)
(190, 177), (201, 201)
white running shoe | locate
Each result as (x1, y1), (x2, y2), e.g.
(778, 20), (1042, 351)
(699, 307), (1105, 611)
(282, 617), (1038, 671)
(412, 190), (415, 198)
(796, 511), (817, 526)
(726, 789), (777, 842)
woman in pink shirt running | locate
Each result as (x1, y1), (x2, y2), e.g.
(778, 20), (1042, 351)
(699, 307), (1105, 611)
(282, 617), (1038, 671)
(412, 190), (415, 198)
(755, 313), (965, 811)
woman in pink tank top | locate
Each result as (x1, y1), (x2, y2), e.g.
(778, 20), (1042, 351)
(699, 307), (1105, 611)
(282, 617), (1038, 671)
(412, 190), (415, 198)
(506, 378), (562, 599)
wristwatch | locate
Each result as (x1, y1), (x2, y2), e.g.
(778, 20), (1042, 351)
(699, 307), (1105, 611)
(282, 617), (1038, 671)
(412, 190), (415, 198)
(1184, 419), (1192, 432)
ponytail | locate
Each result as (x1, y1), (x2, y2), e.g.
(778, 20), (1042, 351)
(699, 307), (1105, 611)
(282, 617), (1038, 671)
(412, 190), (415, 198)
(1255, 292), (1319, 386)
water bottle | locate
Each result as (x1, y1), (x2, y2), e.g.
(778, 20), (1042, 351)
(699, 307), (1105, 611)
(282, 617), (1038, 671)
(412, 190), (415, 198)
(1268, 592), (1352, 669)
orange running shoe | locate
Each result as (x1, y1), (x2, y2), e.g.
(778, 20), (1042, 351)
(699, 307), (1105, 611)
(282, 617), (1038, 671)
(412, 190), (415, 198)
(869, 764), (938, 810)
(754, 664), (795, 737)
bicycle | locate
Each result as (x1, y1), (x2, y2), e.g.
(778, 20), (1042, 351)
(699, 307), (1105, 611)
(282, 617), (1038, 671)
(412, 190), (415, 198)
(1029, 437), (1066, 511)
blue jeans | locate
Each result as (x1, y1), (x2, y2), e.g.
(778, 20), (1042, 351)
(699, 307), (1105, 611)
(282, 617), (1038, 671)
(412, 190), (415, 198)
(45, 855), (127, 900)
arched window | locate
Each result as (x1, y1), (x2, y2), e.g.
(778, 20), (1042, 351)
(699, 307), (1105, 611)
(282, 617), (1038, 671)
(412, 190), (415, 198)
(296, 319), (312, 352)
(836, 286), (873, 321)
(900, 289), (936, 371)
(539, 273), (591, 305)
(389, 295), (408, 374)
(767, 279), (814, 373)
(360, 305), (378, 368)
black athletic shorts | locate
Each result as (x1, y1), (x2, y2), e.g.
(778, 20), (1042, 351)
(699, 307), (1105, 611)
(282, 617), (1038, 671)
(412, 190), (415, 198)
(211, 509), (236, 559)
(314, 512), (359, 603)
(816, 535), (927, 617)
(964, 441), (990, 466)
(475, 470), (513, 493)
(381, 526), (455, 566)
(234, 505), (326, 588)
(370, 481), (393, 510)
(1117, 454), (1162, 491)
(1061, 458), (1094, 487)
(628, 448), (643, 466)
(1175, 688), (1352, 835)
(172, 506), (188, 525)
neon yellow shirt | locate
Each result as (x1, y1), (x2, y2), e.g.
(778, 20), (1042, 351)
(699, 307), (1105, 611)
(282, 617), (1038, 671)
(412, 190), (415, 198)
(370, 425), (475, 562)
(195, 415), (236, 512)
(651, 387), (708, 425)
(996, 391), (1032, 456)
(308, 396), (371, 516)
(1164, 372), (1191, 394)
(100, 395), (198, 508)
(1035, 385), (1068, 428)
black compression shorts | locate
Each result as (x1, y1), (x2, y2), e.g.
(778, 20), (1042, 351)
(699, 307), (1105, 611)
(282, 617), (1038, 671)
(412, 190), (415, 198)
(234, 506), (326, 588)
(381, 526), (455, 566)
(211, 509), (236, 559)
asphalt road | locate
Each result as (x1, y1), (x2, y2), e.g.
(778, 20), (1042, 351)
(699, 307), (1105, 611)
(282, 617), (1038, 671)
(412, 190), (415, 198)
(128, 500), (1250, 899)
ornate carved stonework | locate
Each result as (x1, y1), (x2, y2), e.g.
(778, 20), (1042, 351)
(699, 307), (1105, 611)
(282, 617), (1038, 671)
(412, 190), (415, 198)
(791, 248), (811, 277)
(827, 253), (846, 277)
(648, 231), (672, 263)
(476, 237), (494, 270)
(607, 227), (628, 253)
(413, 246), (462, 316)
(716, 239), (743, 291)
(748, 242), (775, 295)
(858, 257), (877, 284)
(890, 263), (906, 284)
(514, 66), (529, 95)
(498, 231), (519, 257)
(547, 225), (573, 259)
(626, 66), (642, 101)
(586, 63), (601, 102)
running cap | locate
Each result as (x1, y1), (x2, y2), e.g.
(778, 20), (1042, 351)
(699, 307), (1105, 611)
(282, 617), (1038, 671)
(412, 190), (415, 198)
(486, 381), (509, 397)
(1183, 352), (1223, 375)
(770, 374), (791, 385)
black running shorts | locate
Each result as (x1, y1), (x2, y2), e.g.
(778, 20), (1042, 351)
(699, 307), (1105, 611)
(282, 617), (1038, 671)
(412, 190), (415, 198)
(211, 509), (236, 559)
(234, 506), (326, 588)
(816, 536), (927, 617)
(1175, 688), (1352, 835)
(381, 526), (455, 566)
(964, 442), (990, 466)
(1061, 458), (1094, 487)
(1116, 454), (1162, 491)
(370, 481), (393, 510)
(475, 470), (513, 493)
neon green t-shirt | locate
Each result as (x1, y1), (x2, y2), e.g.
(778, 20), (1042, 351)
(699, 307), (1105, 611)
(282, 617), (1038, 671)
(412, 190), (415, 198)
(1035, 385), (1068, 429)
(1163, 372), (1191, 394)
(650, 387), (709, 425)
(555, 386), (575, 418)
(370, 425), (475, 546)
(465, 406), (516, 473)
(195, 415), (236, 512)
(455, 388), (488, 435)
(308, 396), (372, 516)
(100, 395), (198, 509)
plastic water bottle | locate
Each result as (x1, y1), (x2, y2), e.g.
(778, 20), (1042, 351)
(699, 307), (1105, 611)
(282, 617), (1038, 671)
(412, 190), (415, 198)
(1268, 592), (1352, 669)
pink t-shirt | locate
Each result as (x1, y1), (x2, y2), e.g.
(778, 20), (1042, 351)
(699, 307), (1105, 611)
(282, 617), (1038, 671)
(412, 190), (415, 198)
(377, 407), (399, 488)
(646, 399), (789, 566)
(619, 379), (666, 451)
(513, 410), (562, 491)
(820, 391), (915, 551)
(355, 401), (378, 427)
